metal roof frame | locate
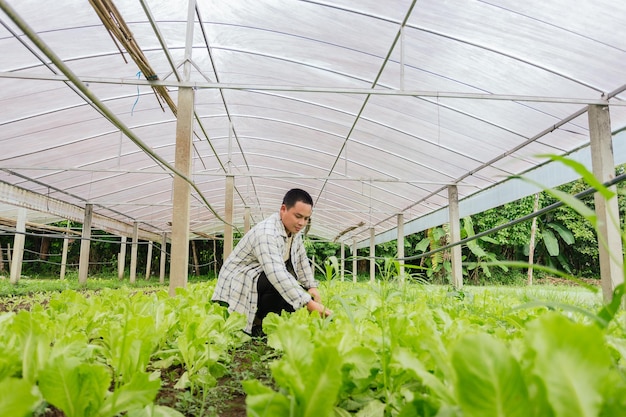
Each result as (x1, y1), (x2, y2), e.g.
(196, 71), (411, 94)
(1, 0), (625, 248)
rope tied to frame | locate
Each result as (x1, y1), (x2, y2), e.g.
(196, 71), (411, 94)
(131, 71), (141, 115)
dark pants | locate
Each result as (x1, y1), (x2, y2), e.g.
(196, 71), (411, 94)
(255, 270), (296, 322)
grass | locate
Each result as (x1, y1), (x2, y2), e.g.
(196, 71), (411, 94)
(0, 272), (177, 297)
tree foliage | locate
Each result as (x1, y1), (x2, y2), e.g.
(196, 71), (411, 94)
(2, 164), (625, 283)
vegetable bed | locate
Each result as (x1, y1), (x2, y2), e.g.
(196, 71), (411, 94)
(1, 280), (624, 417)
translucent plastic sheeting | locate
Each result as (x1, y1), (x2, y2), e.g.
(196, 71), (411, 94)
(1, 0), (625, 245)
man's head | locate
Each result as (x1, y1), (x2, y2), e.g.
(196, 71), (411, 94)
(280, 188), (313, 235)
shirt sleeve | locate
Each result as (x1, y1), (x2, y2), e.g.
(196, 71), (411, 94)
(253, 228), (312, 310)
(293, 234), (318, 289)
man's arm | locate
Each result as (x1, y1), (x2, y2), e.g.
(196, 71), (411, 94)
(255, 231), (312, 309)
(292, 234), (318, 289)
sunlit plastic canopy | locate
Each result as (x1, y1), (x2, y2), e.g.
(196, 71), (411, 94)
(1, 0), (625, 246)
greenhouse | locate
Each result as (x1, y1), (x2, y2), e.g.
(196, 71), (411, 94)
(1, 1), (626, 416)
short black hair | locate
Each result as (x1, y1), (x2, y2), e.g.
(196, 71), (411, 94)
(282, 188), (313, 208)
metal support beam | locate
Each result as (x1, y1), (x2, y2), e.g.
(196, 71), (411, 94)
(0, 182), (162, 242)
(588, 104), (624, 301)
(1, 72), (620, 106)
(448, 185), (463, 289)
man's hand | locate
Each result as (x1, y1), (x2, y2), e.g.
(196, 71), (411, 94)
(307, 287), (322, 303)
(305, 288), (332, 317)
(306, 299), (332, 317)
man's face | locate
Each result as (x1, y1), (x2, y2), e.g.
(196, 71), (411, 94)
(280, 201), (312, 235)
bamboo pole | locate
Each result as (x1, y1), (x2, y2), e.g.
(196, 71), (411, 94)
(88, 0), (177, 115)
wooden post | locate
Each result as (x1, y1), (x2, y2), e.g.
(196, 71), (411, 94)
(191, 239), (200, 276)
(213, 238), (217, 277)
(244, 206), (251, 233)
(60, 221), (70, 280)
(145, 241), (153, 280)
(369, 227), (375, 282)
(527, 193), (540, 286)
(223, 175), (234, 259)
(159, 232), (167, 284)
(340, 242), (345, 282)
(168, 0), (196, 296)
(118, 235), (127, 280)
(78, 204), (93, 284)
(130, 221), (139, 284)
(588, 104), (623, 301)
(448, 185), (463, 289)
(6, 244), (11, 273)
(168, 84), (193, 295)
(352, 239), (357, 283)
(397, 213), (405, 282)
(10, 208), (26, 284)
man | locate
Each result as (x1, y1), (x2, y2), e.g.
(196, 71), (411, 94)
(212, 188), (332, 336)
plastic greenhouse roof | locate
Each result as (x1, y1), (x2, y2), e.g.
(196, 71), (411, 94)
(1, 0), (626, 247)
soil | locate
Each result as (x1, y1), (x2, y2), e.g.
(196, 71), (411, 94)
(155, 336), (278, 416)
(533, 276), (601, 287)
(154, 347), (254, 417)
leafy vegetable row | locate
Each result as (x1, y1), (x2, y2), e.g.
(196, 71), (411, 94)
(246, 282), (626, 417)
(0, 283), (248, 417)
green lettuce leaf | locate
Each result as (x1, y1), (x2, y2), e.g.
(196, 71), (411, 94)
(125, 404), (186, 417)
(452, 332), (532, 417)
(244, 379), (291, 417)
(38, 355), (110, 417)
(526, 313), (612, 417)
(0, 377), (40, 417)
(96, 371), (161, 417)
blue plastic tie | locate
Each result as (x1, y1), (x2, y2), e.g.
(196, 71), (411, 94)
(131, 71), (142, 115)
